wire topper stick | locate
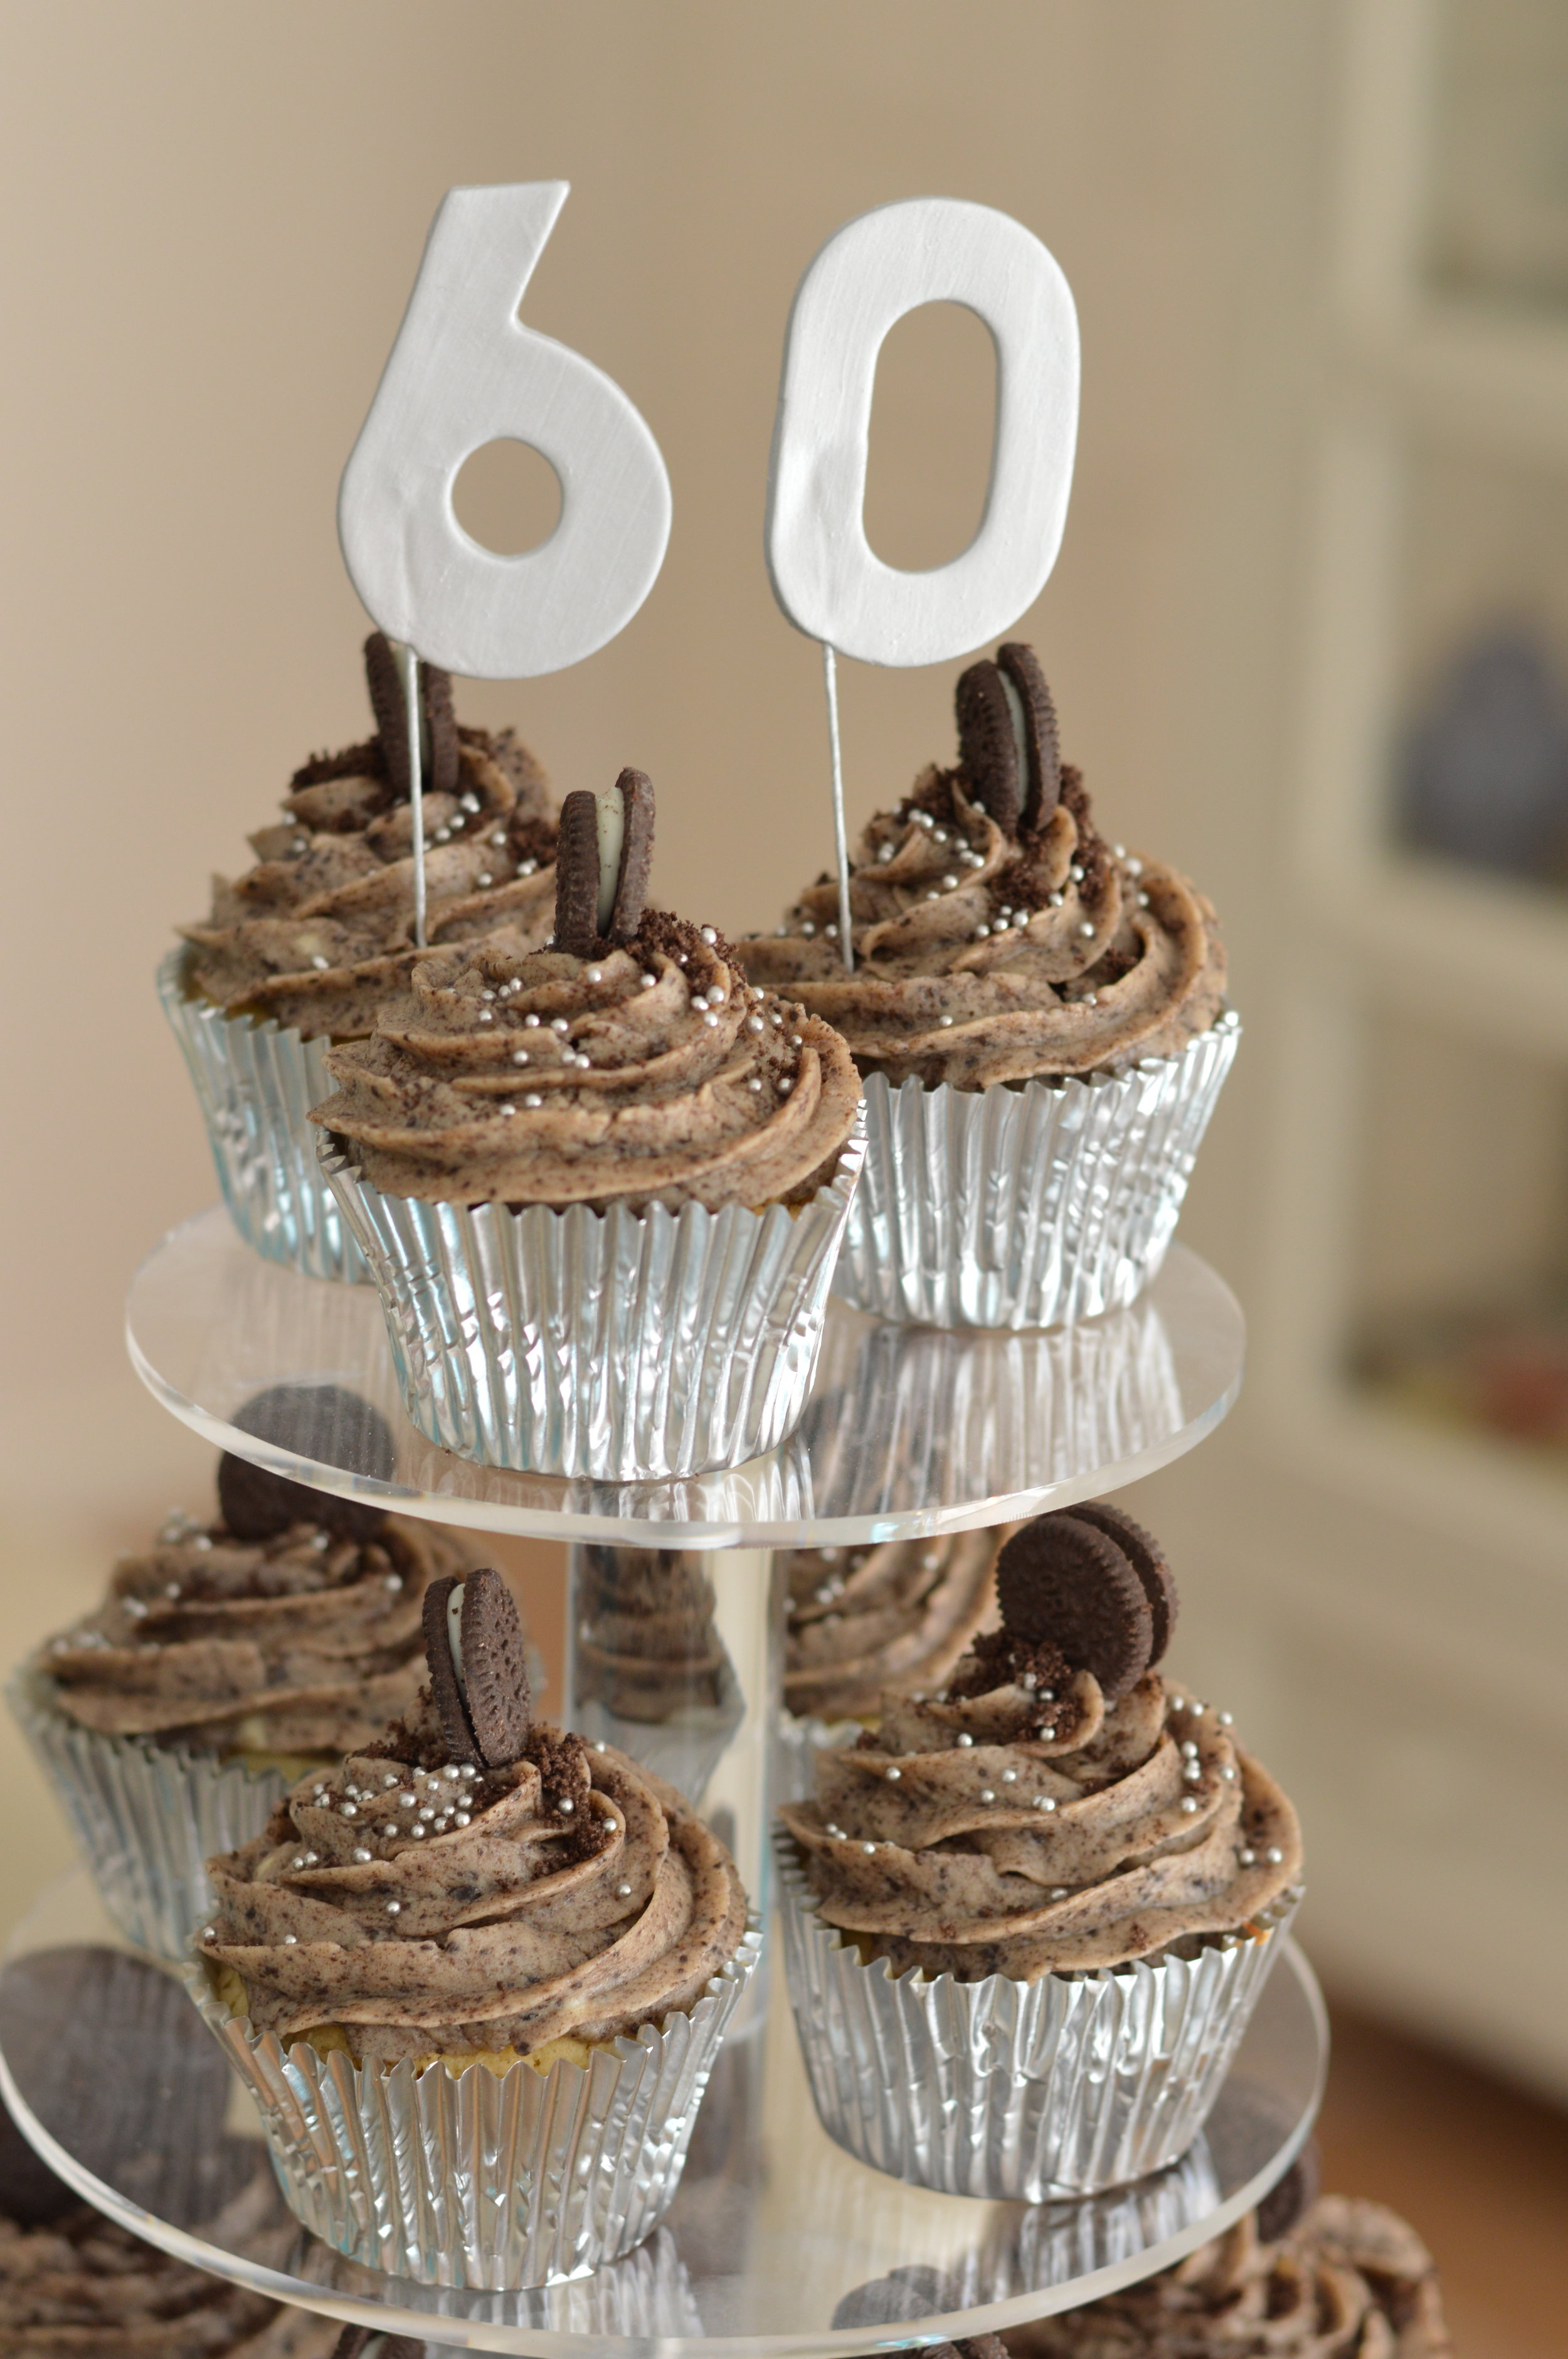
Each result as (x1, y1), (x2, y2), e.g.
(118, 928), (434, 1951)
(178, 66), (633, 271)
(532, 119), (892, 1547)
(337, 181), (674, 949)
(765, 197), (1081, 972)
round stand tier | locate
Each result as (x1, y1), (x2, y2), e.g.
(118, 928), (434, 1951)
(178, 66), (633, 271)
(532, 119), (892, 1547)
(0, 1873), (1325, 2358)
(127, 1208), (1244, 1547)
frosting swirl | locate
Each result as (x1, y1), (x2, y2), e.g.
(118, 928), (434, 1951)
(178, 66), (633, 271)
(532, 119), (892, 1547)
(42, 1511), (474, 1757)
(0, 2205), (337, 2356)
(203, 1692), (748, 2066)
(780, 1668), (1300, 1979)
(739, 649), (1226, 1090)
(1005, 2198), (1450, 2358)
(575, 1549), (729, 1723)
(312, 912), (862, 1213)
(183, 722), (558, 1043)
(784, 1531), (1005, 1725)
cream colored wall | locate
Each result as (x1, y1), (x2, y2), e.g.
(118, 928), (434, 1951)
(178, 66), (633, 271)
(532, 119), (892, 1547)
(0, 4), (1374, 1953)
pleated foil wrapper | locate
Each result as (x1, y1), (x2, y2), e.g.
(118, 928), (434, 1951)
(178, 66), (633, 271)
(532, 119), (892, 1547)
(159, 948), (368, 1282)
(319, 1122), (865, 1479)
(777, 1844), (1298, 2200)
(833, 1014), (1239, 1329)
(186, 1922), (762, 2289)
(8, 1664), (294, 1963)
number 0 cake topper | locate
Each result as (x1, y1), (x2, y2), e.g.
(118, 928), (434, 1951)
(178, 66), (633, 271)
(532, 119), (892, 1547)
(336, 180), (672, 943)
(766, 196), (1079, 967)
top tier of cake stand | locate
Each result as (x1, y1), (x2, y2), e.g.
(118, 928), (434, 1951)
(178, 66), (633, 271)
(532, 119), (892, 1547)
(126, 1208), (1244, 1547)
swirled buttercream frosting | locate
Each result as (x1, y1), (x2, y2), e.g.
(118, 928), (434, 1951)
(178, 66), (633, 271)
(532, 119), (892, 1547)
(739, 642), (1226, 1089)
(181, 637), (558, 1043)
(312, 912), (862, 1213)
(780, 1664), (1300, 1979)
(41, 1508), (475, 1757)
(203, 1691), (748, 2067)
(0, 2205), (339, 2356)
(575, 1549), (729, 1723)
(784, 1531), (1005, 1725)
(1004, 2198), (1451, 2358)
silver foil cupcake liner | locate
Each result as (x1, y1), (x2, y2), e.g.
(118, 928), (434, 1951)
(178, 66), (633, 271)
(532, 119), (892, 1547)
(777, 1843), (1297, 2199)
(8, 1664), (295, 1964)
(158, 947), (368, 1282)
(319, 1122), (865, 1479)
(187, 1922), (762, 2289)
(833, 1015), (1239, 1328)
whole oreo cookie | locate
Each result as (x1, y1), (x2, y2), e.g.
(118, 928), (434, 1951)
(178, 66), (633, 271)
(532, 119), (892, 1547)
(993, 1512), (1153, 1703)
(421, 1569), (531, 1767)
(996, 641), (1062, 828)
(554, 789), (602, 957)
(1062, 1500), (1178, 1664)
(608, 767), (655, 943)
(1255, 2138), (1322, 2244)
(363, 631), (458, 803)
(218, 1385), (394, 1545)
(954, 659), (1021, 836)
(331, 2330), (426, 2359)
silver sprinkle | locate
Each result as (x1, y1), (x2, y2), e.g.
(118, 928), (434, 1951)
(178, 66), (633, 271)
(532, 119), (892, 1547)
(340, 1803), (356, 1818)
(386, 1901), (401, 1914)
(862, 1841), (877, 1855)
(1078, 921), (1095, 939)
(524, 1092), (543, 1107)
(310, 954), (331, 971)
(885, 1766), (901, 1782)
(617, 1882), (633, 1898)
(1238, 1848), (1256, 1866)
(352, 1846), (371, 1863)
(1266, 1845), (1284, 1864)
(1032, 1795), (1056, 1811)
(477, 871), (494, 887)
(700, 925), (717, 944)
(1180, 1797), (1199, 1814)
(283, 1933), (297, 1944)
(1001, 1768), (1018, 1783)
(956, 1732), (973, 1748)
(586, 966), (603, 983)
(557, 1797), (575, 1814)
(980, 1789), (996, 1804)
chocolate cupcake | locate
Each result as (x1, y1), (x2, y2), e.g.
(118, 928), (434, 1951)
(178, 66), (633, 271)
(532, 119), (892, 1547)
(161, 634), (558, 1281)
(190, 1568), (760, 2289)
(313, 769), (864, 1476)
(739, 644), (1239, 1327)
(778, 1530), (1007, 1801)
(571, 1548), (743, 1806)
(1004, 2180), (1450, 2358)
(10, 1410), (482, 1962)
(776, 1503), (1302, 2198)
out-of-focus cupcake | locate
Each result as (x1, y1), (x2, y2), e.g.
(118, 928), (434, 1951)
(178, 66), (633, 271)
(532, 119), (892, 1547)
(162, 632), (558, 1280)
(314, 769), (864, 1477)
(777, 1502), (1302, 2198)
(777, 1530), (1007, 1801)
(9, 1390), (483, 1962)
(191, 1568), (760, 2289)
(571, 1547), (742, 1806)
(739, 644), (1238, 1328)
(1004, 2151), (1451, 2358)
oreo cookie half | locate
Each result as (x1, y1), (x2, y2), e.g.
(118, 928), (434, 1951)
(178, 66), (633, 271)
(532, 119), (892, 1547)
(363, 632), (458, 804)
(608, 767), (655, 943)
(1063, 1500), (1179, 1664)
(993, 1512), (1153, 1703)
(996, 641), (1062, 828)
(955, 659), (1021, 836)
(219, 1385), (394, 1545)
(1255, 2138), (1322, 2244)
(554, 789), (602, 957)
(420, 1569), (531, 1767)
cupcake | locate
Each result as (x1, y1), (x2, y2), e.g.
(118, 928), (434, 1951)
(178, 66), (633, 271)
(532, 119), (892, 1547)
(1004, 2151), (1451, 2358)
(190, 1568), (760, 2288)
(777, 1502), (1303, 2198)
(778, 1530), (1007, 1801)
(571, 1547), (742, 1806)
(0, 2083), (342, 2356)
(739, 643), (1238, 1327)
(10, 1390), (482, 1962)
(163, 632), (558, 1280)
(314, 767), (864, 1477)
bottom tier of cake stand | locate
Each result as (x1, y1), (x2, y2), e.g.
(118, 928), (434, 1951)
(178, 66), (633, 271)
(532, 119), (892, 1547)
(0, 1870), (1326, 2359)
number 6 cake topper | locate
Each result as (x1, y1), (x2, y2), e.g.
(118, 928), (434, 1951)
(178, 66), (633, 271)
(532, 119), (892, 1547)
(766, 196), (1079, 968)
(337, 180), (673, 942)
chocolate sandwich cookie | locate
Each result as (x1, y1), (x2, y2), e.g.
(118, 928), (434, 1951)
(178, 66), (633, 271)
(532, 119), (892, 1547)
(1254, 2137), (1322, 2244)
(739, 639), (1227, 1092)
(1061, 1499), (1178, 1664)
(219, 1385), (396, 1545)
(553, 768), (657, 957)
(992, 1510), (1154, 1703)
(421, 1568), (532, 1769)
(363, 629), (459, 801)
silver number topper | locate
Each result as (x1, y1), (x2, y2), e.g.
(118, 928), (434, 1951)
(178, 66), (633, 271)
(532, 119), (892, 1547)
(766, 196), (1079, 968)
(337, 181), (673, 941)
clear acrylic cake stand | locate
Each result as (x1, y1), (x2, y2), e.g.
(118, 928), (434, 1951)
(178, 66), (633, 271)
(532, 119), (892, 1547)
(0, 1206), (1328, 2355)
